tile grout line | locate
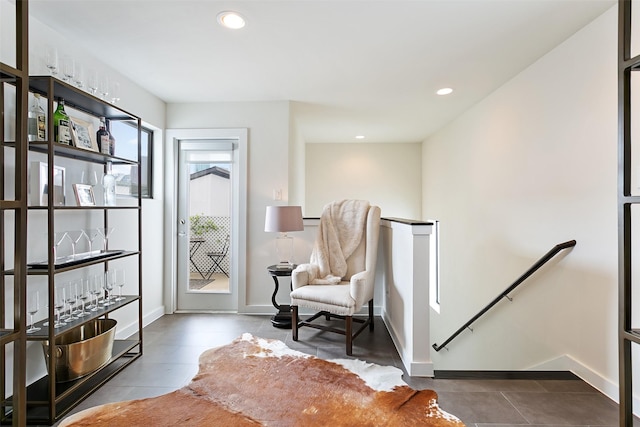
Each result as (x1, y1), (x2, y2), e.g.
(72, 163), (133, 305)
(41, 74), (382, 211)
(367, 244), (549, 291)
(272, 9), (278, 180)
(501, 391), (533, 425)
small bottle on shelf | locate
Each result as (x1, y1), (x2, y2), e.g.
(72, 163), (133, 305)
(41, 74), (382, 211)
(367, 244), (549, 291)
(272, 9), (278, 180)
(53, 98), (72, 145)
(27, 93), (46, 141)
(102, 161), (116, 206)
(97, 117), (110, 154)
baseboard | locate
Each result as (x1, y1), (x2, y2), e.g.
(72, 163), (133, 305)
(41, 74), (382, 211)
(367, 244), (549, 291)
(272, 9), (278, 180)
(434, 370), (579, 380)
(381, 309), (434, 377)
(115, 305), (165, 340)
(530, 353), (640, 416)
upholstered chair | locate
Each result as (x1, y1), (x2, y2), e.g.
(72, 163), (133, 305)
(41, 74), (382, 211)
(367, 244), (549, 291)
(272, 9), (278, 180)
(290, 200), (381, 355)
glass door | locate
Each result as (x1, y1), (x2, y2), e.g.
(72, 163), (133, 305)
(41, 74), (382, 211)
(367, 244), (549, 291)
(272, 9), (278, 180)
(177, 140), (236, 311)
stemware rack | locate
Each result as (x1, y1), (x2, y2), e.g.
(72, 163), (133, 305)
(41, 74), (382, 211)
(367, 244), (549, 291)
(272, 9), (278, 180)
(1, 71), (144, 424)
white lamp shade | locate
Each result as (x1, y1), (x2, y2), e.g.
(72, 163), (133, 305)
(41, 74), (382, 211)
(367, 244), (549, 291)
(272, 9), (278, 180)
(264, 206), (304, 233)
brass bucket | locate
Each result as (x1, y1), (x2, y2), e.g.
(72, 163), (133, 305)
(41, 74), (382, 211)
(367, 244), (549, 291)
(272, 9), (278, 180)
(42, 319), (117, 382)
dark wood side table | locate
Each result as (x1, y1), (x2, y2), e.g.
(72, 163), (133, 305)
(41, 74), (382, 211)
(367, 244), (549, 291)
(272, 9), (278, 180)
(268, 264), (296, 328)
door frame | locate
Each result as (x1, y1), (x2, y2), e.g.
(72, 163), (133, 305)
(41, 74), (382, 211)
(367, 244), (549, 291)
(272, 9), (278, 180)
(164, 128), (247, 313)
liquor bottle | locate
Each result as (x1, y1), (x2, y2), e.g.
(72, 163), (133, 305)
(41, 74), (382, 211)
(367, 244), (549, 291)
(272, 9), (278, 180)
(97, 117), (110, 154)
(27, 93), (46, 141)
(53, 98), (72, 145)
(102, 161), (116, 206)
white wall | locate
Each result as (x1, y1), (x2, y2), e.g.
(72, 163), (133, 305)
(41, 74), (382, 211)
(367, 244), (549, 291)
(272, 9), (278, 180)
(189, 173), (231, 217)
(305, 142), (422, 218)
(166, 101), (292, 311)
(423, 5), (620, 400)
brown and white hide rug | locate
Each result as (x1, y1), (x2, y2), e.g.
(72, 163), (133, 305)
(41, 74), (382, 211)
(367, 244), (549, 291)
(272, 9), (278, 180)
(60, 334), (464, 426)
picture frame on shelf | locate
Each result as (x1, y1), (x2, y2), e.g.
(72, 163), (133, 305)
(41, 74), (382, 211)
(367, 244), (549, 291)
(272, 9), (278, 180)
(73, 183), (96, 206)
(29, 161), (66, 206)
(70, 117), (98, 152)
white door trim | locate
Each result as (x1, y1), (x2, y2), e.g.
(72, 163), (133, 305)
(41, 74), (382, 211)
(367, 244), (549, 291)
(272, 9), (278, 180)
(164, 128), (247, 313)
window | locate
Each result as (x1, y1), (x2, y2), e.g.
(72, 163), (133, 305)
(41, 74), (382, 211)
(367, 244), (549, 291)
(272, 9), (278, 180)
(109, 120), (153, 198)
(429, 220), (440, 313)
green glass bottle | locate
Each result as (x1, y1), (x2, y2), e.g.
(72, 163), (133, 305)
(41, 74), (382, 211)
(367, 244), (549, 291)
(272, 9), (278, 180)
(53, 98), (72, 145)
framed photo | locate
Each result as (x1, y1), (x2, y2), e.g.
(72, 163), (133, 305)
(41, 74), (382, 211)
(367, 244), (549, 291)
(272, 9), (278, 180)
(29, 161), (65, 206)
(70, 117), (98, 152)
(73, 183), (96, 206)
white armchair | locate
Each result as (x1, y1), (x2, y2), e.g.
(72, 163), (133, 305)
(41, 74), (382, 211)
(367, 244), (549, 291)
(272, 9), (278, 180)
(290, 201), (381, 355)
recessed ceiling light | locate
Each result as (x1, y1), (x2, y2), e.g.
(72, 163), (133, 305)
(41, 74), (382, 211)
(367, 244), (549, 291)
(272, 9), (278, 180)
(355, 135), (365, 139)
(217, 11), (246, 29)
(436, 87), (453, 96)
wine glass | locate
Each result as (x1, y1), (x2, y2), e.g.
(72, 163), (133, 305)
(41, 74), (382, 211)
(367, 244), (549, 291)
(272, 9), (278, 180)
(110, 81), (121, 104)
(97, 227), (115, 252)
(98, 74), (109, 100)
(71, 279), (84, 317)
(53, 286), (66, 328)
(74, 62), (84, 88)
(52, 231), (69, 261)
(27, 291), (41, 334)
(86, 228), (101, 254)
(61, 55), (75, 82)
(87, 69), (98, 95)
(115, 269), (126, 301)
(81, 170), (99, 188)
(45, 46), (58, 75)
(77, 278), (90, 316)
(89, 275), (102, 311)
(62, 282), (77, 322)
(68, 230), (87, 259)
(102, 271), (114, 306)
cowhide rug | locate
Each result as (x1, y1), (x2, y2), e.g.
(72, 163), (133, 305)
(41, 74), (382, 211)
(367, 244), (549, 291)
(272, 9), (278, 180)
(60, 334), (464, 426)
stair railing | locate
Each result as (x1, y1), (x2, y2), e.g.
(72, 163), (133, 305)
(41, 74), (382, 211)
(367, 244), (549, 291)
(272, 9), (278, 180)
(432, 240), (576, 352)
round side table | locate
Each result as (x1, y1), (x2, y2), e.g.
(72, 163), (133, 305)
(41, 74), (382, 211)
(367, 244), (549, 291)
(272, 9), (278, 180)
(267, 264), (296, 328)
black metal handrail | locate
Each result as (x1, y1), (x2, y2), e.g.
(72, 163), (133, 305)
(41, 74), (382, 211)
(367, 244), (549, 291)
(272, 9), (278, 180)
(432, 240), (576, 352)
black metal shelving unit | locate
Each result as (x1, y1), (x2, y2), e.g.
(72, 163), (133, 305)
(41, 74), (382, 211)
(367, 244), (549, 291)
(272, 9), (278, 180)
(0, 1), (28, 426)
(619, 1), (639, 424)
(1, 71), (144, 424)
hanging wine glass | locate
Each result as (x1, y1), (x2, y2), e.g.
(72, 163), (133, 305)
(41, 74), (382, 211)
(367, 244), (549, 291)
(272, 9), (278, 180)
(27, 291), (41, 334)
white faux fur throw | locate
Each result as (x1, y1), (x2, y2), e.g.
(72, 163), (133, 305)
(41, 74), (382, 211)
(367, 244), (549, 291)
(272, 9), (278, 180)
(308, 200), (370, 284)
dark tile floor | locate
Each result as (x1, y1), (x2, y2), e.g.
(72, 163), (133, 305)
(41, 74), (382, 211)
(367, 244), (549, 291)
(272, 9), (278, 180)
(56, 313), (630, 426)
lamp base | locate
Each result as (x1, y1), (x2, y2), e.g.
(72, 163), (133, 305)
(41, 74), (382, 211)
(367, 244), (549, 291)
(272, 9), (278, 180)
(275, 234), (294, 267)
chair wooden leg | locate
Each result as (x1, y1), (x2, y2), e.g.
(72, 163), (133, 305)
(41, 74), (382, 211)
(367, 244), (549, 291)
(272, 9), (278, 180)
(292, 305), (299, 341)
(368, 299), (374, 332)
(346, 316), (353, 356)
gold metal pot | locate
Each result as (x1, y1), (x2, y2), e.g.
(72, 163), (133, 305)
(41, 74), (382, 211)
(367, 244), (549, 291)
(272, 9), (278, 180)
(42, 319), (117, 382)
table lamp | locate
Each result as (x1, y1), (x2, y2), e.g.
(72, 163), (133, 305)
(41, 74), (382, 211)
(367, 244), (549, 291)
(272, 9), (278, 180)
(264, 205), (304, 267)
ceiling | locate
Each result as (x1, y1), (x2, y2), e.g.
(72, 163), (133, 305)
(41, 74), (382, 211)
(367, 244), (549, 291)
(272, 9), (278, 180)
(28, 0), (615, 144)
